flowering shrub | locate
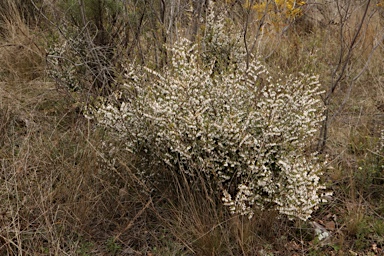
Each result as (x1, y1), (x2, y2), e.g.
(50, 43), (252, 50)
(84, 2), (327, 221)
(86, 34), (326, 220)
(47, 25), (116, 98)
(47, 31), (86, 92)
(202, 1), (244, 73)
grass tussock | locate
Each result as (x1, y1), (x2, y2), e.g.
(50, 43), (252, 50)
(0, 0), (384, 255)
(0, 1), (45, 81)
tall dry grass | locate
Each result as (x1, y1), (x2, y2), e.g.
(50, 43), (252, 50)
(0, 0), (45, 82)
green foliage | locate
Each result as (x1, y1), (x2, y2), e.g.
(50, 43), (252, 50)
(77, 240), (94, 256)
(353, 131), (384, 199)
(105, 238), (122, 255)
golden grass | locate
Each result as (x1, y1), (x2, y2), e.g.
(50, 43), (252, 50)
(0, 1), (45, 82)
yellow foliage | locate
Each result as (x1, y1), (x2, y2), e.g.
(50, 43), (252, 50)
(248, 0), (306, 33)
(252, 0), (305, 20)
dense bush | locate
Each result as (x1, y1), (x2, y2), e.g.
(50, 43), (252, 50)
(46, 0), (127, 99)
(82, 3), (329, 221)
(86, 35), (327, 220)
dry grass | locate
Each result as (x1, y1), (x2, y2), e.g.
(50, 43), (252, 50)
(0, 1), (45, 82)
(0, 1), (383, 255)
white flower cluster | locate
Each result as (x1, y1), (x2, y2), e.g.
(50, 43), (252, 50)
(47, 26), (114, 96)
(202, 1), (244, 73)
(87, 36), (326, 220)
(47, 33), (86, 92)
